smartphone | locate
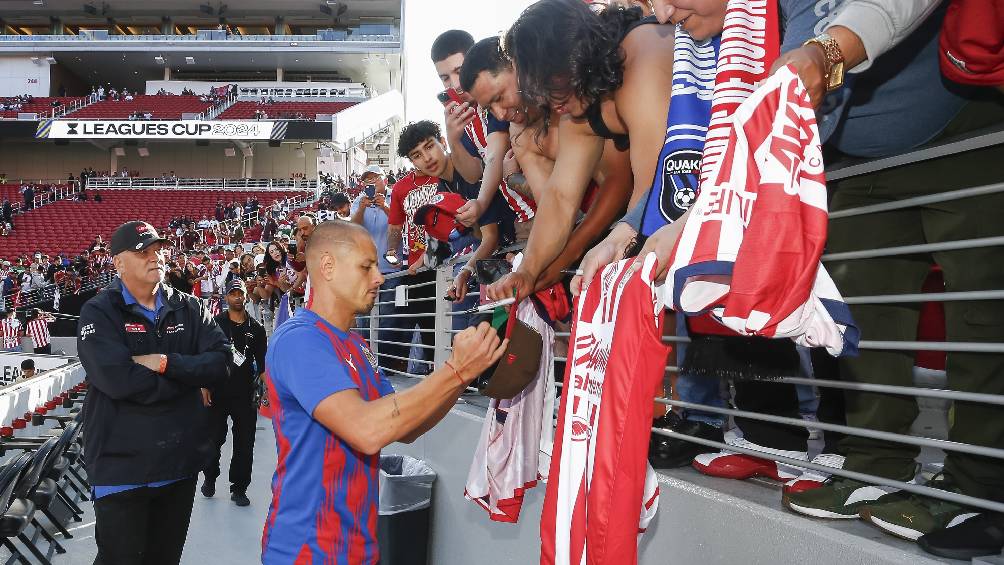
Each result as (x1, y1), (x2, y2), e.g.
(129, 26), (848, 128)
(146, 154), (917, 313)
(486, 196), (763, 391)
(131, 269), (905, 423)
(437, 88), (466, 107)
(475, 258), (512, 286)
(364, 184), (376, 199)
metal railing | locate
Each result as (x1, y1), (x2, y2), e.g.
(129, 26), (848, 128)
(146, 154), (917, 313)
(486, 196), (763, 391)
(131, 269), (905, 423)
(347, 130), (1004, 522)
(85, 177), (318, 191)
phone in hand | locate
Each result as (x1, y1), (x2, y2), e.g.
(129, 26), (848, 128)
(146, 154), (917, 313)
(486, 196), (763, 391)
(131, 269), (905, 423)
(437, 88), (466, 107)
(475, 258), (512, 285)
(364, 184), (376, 199)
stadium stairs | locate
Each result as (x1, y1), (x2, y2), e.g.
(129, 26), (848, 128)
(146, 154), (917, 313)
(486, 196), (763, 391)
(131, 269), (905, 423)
(0, 188), (309, 258)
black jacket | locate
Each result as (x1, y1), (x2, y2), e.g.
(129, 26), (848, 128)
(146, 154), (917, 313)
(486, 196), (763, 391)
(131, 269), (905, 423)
(77, 278), (231, 486)
(212, 311), (267, 401)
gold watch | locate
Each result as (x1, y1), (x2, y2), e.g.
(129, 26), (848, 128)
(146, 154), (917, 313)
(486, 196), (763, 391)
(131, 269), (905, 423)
(803, 32), (845, 92)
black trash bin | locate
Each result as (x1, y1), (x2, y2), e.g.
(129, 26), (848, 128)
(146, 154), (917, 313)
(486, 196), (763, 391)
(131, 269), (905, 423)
(377, 454), (437, 565)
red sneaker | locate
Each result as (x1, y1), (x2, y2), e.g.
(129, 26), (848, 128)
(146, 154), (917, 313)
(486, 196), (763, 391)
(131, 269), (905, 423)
(692, 437), (806, 482)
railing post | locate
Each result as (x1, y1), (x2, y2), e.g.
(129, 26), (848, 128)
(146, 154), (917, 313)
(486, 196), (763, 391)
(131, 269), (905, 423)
(433, 265), (451, 366)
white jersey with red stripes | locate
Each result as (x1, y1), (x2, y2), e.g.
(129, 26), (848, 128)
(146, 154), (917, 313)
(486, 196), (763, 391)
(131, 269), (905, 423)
(666, 0), (858, 357)
(1, 317), (20, 349)
(25, 317), (50, 348)
(464, 298), (555, 523)
(540, 253), (669, 565)
(466, 111), (536, 223)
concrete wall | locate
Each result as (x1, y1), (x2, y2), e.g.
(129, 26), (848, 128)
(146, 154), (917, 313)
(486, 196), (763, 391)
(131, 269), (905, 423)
(0, 55), (51, 97)
(0, 140), (319, 180)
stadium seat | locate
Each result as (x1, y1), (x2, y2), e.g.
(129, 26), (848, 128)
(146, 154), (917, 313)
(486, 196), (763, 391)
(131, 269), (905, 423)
(0, 98), (85, 119)
(0, 188), (309, 257)
(63, 95), (216, 120)
(217, 101), (358, 120)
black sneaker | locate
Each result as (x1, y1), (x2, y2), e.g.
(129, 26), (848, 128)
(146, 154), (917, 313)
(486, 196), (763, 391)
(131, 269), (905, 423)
(918, 512), (1004, 560)
(201, 480), (216, 498)
(231, 491), (251, 507)
(649, 418), (723, 469)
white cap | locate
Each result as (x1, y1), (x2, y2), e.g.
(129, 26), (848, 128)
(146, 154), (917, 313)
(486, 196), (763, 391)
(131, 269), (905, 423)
(361, 164), (384, 178)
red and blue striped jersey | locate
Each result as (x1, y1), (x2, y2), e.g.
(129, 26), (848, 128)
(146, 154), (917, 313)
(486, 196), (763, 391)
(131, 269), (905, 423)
(261, 308), (394, 565)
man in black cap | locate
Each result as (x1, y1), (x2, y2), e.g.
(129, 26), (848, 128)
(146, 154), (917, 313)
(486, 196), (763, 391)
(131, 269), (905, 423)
(201, 278), (266, 507)
(76, 220), (230, 565)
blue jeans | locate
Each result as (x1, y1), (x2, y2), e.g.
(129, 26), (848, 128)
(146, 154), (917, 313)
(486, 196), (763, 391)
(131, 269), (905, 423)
(451, 262), (479, 332)
(676, 316), (726, 428)
(796, 346), (819, 415)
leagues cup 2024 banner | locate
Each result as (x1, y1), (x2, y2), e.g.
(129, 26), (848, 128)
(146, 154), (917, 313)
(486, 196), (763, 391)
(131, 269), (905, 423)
(36, 119), (287, 141)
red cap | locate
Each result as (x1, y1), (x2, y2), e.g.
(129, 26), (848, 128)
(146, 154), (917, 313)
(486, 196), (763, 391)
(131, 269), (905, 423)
(414, 192), (467, 242)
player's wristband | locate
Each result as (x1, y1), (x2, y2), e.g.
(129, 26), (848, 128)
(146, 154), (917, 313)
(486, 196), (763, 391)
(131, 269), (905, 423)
(443, 360), (464, 388)
(157, 354), (168, 375)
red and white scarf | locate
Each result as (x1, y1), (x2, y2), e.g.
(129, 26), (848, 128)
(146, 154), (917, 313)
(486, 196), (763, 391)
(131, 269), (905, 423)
(667, 0), (858, 356)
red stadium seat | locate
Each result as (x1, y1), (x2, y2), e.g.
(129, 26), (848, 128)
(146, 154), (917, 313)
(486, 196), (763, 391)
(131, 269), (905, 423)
(217, 101), (358, 120)
(63, 95), (216, 120)
(0, 188), (309, 257)
(0, 97), (86, 119)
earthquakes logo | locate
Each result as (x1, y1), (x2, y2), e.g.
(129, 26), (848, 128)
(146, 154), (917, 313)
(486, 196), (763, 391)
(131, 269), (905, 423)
(79, 323), (95, 341)
(662, 149), (701, 215)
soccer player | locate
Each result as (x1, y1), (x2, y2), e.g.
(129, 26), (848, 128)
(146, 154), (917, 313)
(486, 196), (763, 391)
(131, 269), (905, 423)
(261, 221), (507, 564)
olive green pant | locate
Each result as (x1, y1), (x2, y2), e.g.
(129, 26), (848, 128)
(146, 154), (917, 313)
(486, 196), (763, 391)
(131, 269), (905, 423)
(828, 98), (1004, 502)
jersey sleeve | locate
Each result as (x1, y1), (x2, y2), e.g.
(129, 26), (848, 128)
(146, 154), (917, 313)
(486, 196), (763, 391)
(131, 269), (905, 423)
(477, 190), (515, 228)
(388, 179), (408, 226)
(485, 114), (510, 135)
(270, 328), (359, 415)
(460, 133), (480, 159)
(376, 370), (394, 397)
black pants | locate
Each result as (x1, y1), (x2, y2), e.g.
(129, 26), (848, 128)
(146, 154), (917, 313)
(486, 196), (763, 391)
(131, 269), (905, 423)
(203, 392), (257, 494)
(93, 477), (197, 565)
(35, 343), (51, 355)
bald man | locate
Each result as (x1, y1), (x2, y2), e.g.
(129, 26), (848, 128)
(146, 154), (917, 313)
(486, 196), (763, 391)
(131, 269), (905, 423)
(261, 222), (506, 564)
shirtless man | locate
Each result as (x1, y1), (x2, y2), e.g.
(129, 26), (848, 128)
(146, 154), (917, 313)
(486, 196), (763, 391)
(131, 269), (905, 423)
(460, 35), (633, 290)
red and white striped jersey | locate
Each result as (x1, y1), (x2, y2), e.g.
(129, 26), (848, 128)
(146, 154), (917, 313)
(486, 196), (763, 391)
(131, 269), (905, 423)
(665, 3), (857, 356)
(25, 317), (50, 349)
(466, 111), (536, 223)
(540, 254), (669, 565)
(1, 317), (20, 349)
(465, 298), (555, 523)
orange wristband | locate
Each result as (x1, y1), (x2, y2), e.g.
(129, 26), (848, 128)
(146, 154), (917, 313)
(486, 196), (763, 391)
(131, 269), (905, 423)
(157, 354), (168, 375)
(443, 360), (464, 388)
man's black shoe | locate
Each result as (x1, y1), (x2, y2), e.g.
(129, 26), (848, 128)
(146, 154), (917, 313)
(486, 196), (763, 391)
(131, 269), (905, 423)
(231, 491), (251, 507)
(649, 419), (723, 469)
(201, 481), (216, 498)
(918, 512), (1004, 560)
